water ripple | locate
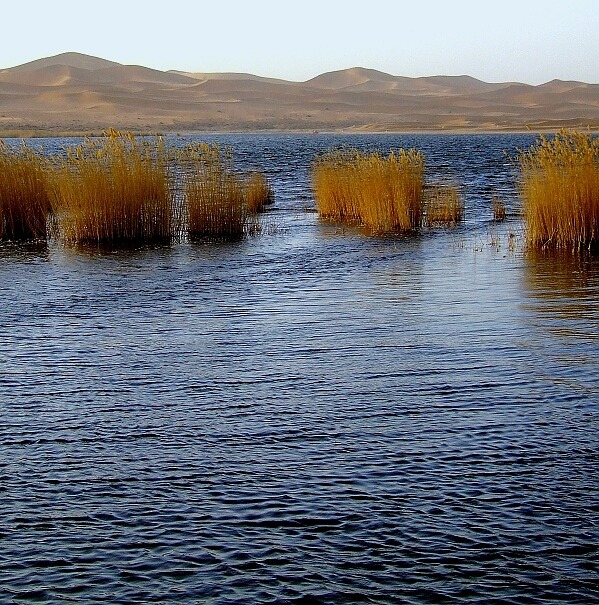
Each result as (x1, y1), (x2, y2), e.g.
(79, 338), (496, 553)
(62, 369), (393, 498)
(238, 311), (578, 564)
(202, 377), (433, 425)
(1, 134), (598, 604)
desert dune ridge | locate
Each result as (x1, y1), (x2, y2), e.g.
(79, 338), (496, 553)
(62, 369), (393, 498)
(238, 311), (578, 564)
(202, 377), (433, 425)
(1, 52), (598, 135)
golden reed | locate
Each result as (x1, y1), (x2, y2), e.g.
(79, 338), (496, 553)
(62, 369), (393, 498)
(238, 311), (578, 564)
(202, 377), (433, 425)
(244, 171), (273, 214)
(425, 185), (463, 226)
(0, 141), (50, 239)
(520, 130), (599, 252)
(181, 143), (246, 240)
(312, 149), (425, 234)
(181, 143), (272, 240)
(49, 130), (175, 244)
(492, 196), (506, 222)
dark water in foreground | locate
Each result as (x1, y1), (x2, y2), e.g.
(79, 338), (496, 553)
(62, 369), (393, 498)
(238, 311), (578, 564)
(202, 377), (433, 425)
(1, 134), (598, 604)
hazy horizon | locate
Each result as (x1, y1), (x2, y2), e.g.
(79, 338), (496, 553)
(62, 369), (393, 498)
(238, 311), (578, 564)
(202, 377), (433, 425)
(3, 0), (598, 85)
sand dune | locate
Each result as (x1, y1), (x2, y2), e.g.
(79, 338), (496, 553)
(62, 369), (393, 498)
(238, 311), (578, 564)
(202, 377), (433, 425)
(6, 52), (120, 73)
(91, 65), (197, 87)
(0, 52), (598, 135)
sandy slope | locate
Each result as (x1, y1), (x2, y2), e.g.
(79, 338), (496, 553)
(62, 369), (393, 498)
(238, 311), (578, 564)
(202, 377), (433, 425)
(1, 52), (598, 134)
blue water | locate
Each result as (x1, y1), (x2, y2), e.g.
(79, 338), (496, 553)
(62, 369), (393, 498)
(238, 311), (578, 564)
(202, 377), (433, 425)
(1, 134), (598, 604)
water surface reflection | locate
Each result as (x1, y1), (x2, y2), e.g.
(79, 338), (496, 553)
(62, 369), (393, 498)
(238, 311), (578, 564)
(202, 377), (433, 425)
(521, 251), (599, 397)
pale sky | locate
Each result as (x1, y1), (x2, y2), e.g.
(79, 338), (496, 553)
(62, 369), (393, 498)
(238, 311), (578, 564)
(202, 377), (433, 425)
(3, 0), (598, 83)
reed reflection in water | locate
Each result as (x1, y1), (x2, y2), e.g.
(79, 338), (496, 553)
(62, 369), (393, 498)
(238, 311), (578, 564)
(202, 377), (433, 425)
(521, 251), (599, 396)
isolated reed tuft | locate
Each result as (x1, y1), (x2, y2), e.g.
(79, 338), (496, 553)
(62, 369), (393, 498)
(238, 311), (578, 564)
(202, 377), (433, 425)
(520, 130), (599, 252)
(49, 130), (175, 244)
(425, 185), (463, 226)
(312, 148), (425, 234)
(0, 141), (51, 239)
(492, 196), (506, 222)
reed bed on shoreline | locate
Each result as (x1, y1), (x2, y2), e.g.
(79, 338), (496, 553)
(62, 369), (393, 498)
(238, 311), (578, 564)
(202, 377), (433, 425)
(49, 130), (175, 244)
(312, 149), (425, 234)
(425, 185), (463, 226)
(0, 141), (50, 239)
(520, 130), (599, 252)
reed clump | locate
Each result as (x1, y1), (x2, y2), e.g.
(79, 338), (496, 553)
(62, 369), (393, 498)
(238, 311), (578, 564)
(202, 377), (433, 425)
(0, 141), (51, 239)
(312, 148), (425, 234)
(181, 142), (247, 240)
(180, 143), (273, 240)
(425, 185), (463, 226)
(49, 130), (174, 244)
(519, 130), (599, 252)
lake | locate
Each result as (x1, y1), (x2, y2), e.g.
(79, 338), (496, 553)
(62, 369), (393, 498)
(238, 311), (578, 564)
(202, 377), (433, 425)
(1, 133), (598, 604)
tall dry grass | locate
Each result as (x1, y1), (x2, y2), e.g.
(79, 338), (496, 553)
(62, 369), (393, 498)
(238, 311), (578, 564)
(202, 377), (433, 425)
(180, 143), (272, 240)
(425, 185), (463, 226)
(0, 133), (273, 245)
(312, 148), (425, 234)
(520, 130), (599, 252)
(181, 143), (246, 240)
(49, 130), (175, 244)
(244, 172), (273, 214)
(0, 141), (51, 239)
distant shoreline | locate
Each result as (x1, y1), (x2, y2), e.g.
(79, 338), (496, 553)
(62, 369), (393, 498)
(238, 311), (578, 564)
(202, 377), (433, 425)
(2, 53), (598, 140)
(1, 124), (597, 139)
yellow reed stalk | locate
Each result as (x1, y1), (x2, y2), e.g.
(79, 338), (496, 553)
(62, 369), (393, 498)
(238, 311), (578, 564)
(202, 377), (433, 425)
(181, 142), (247, 240)
(312, 149), (361, 223)
(520, 130), (599, 252)
(426, 185), (463, 226)
(244, 172), (273, 214)
(49, 130), (174, 244)
(0, 141), (50, 239)
(312, 148), (425, 234)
